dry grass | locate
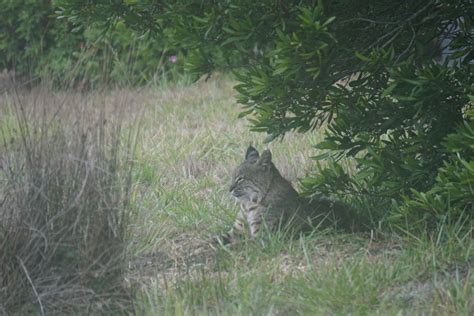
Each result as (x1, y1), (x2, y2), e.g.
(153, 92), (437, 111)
(0, 84), (140, 314)
(1, 76), (472, 315)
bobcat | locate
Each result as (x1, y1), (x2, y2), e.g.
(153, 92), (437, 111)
(218, 146), (354, 244)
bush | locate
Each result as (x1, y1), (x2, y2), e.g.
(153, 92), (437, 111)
(38, 21), (184, 88)
(301, 62), (472, 228)
(0, 0), (56, 74)
(0, 0), (183, 88)
(0, 86), (137, 314)
(392, 109), (474, 230)
(18, 0), (474, 231)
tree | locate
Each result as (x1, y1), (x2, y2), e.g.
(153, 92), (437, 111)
(58, 0), (473, 230)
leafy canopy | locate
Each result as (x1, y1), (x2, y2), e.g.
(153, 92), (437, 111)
(57, 0), (473, 229)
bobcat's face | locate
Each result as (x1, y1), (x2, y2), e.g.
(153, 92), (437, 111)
(229, 146), (273, 204)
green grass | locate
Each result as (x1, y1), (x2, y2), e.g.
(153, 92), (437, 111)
(128, 77), (473, 315)
(1, 77), (471, 314)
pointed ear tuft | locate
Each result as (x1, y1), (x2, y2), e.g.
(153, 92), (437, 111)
(245, 145), (259, 163)
(259, 149), (272, 167)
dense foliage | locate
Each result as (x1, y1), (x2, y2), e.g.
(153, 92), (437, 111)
(0, 0), (182, 87)
(13, 0), (474, 230)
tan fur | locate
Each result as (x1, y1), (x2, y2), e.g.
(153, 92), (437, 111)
(218, 146), (353, 244)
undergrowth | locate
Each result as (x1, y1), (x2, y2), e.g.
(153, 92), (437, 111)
(0, 85), (139, 314)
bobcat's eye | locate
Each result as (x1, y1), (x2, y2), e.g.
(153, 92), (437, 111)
(236, 176), (244, 183)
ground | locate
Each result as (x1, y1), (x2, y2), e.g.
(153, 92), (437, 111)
(0, 76), (472, 315)
(123, 77), (472, 315)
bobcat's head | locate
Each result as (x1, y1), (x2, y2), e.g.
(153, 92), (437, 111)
(229, 146), (274, 204)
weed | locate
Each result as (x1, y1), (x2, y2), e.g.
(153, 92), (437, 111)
(0, 84), (139, 314)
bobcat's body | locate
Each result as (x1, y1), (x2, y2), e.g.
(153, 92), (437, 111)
(220, 146), (353, 244)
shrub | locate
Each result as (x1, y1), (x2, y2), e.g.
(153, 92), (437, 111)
(0, 0), (182, 88)
(392, 109), (474, 230)
(0, 0), (56, 74)
(24, 0), (474, 230)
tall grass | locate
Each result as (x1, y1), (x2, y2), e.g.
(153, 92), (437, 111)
(0, 83), (139, 314)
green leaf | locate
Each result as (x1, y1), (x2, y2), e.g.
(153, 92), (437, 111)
(382, 83), (397, 97)
(354, 51), (371, 61)
(315, 141), (340, 150)
(322, 16), (336, 27)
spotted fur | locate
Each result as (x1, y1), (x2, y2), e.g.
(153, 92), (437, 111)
(218, 146), (353, 244)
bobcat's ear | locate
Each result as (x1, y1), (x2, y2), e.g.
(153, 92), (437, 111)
(259, 149), (272, 168)
(245, 145), (259, 163)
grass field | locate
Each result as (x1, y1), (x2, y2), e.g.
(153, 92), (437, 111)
(127, 77), (473, 315)
(1, 76), (472, 315)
